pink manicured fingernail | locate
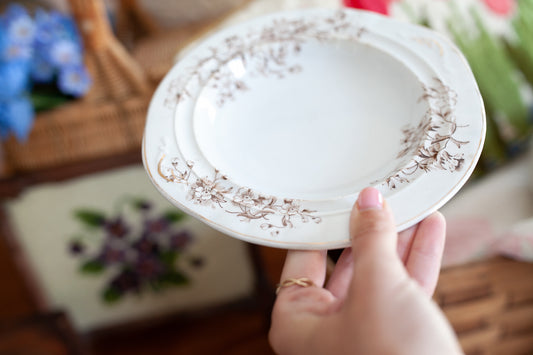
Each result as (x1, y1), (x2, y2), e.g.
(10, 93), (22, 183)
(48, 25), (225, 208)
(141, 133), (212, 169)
(357, 187), (383, 211)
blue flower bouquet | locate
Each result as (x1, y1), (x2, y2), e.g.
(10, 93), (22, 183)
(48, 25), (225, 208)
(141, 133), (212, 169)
(0, 4), (91, 142)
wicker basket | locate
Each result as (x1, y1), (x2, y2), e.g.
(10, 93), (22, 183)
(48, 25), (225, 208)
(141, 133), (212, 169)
(4, 101), (132, 171)
(131, 19), (227, 84)
(1, 0), (151, 176)
(435, 257), (533, 355)
(0, 0), (248, 177)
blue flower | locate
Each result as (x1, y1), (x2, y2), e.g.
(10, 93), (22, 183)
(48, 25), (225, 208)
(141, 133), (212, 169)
(33, 10), (84, 71)
(6, 11), (35, 46)
(0, 5), (34, 61)
(3, 43), (32, 61)
(0, 96), (34, 141)
(58, 65), (91, 97)
(52, 13), (80, 42)
(33, 9), (57, 49)
(0, 27), (7, 57)
(34, 10), (80, 48)
(1, 4), (28, 20)
(0, 60), (31, 99)
(0, 5), (92, 143)
(31, 56), (55, 83)
(0, 4), (34, 59)
(48, 39), (82, 68)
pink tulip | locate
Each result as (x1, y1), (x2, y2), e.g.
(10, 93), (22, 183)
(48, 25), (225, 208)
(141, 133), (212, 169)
(342, 0), (395, 15)
(482, 0), (515, 16)
(343, 0), (515, 17)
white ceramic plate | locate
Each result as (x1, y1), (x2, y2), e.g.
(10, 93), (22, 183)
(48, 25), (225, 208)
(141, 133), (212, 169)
(143, 9), (486, 250)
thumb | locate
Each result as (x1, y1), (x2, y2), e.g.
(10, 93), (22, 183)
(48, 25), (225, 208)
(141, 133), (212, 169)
(349, 187), (400, 266)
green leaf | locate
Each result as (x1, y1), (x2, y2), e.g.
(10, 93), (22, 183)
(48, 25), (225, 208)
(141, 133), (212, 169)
(80, 259), (105, 274)
(159, 250), (178, 267)
(504, 40), (533, 89)
(102, 287), (122, 304)
(31, 92), (70, 112)
(160, 271), (189, 286)
(448, 6), (530, 144)
(30, 83), (72, 112)
(163, 210), (187, 223)
(509, 1), (533, 89)
(149, 280), (164, 292)
(469, 9), (529, 137)
(74, 210), (106, 228)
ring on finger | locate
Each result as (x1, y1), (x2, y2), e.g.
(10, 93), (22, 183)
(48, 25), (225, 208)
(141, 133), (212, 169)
(276, 277), (316, 295)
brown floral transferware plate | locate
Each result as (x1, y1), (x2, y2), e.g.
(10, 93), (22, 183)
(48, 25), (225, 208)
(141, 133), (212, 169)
(143, 9), (485, 249)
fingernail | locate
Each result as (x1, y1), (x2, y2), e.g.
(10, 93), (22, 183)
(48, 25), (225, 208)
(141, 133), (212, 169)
(357, 187), (383, 211)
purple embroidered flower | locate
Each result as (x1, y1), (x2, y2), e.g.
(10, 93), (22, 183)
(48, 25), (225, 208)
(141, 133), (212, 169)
(110, 269), (140, 293)
(99, 245), (127, 265)
(70, 197), (198, 303)
(135, 256), (164, 279)
(190, 256), (204, 269)
(105, 217), (130, 238)
(170, 230), (193, 250)
(133, 237), (160, 256)
(68, 240), (85, 255)
(57, 65), (91, 97)
(145, 217), (171, 235)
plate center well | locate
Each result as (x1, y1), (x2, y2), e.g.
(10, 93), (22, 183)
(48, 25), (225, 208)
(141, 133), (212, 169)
(192, 40), (427, 200)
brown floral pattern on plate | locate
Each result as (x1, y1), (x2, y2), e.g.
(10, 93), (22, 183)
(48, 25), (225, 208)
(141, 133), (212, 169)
(157, 12), (470, 233)
(158, 156), (322, 235)
(378, 78), (470, 189)
(164, 10), (366, 109)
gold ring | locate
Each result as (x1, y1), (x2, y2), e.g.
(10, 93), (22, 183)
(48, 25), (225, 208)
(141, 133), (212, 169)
(276, 277), (316, 295)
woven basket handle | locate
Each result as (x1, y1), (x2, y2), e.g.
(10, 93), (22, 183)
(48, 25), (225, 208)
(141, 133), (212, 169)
(116, 0), (161, 48)
(67, 0), (114, 51)
(66, 0), (151, 100)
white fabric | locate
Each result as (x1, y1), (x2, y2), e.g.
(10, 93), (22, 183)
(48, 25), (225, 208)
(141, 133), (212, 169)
(441, 148), (533, 266)
(5, 166), (255, 331)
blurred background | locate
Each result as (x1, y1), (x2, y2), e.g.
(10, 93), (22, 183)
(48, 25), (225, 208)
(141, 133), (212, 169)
(1, 0), (533, 354)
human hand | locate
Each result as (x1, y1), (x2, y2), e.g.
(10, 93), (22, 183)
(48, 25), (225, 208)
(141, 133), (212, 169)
(269, 187), (463, 355)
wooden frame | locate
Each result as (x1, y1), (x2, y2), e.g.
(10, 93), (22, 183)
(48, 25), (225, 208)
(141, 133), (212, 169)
(0, 311), (87, 355)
